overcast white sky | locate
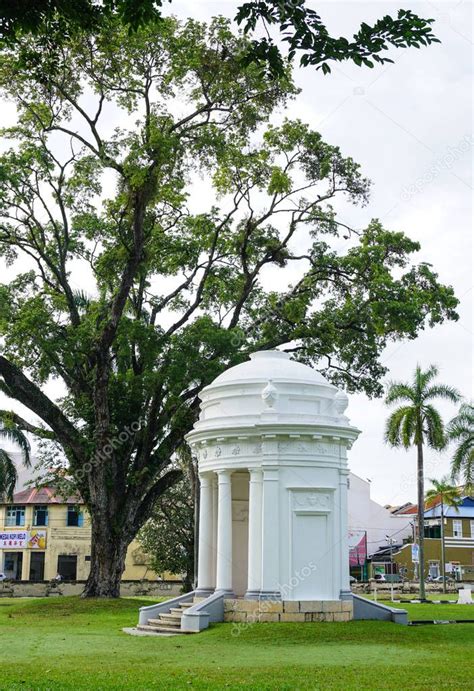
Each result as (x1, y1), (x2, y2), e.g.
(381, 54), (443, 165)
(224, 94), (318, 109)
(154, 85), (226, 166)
(1, 1), (472, 506)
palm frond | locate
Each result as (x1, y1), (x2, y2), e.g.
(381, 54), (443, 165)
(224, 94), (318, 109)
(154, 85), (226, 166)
(0, 449), (18, 501)
(401, 406), (416, 447)
(415, 363), (439, 394)
(448, 403), (474, 440)
(426, 475), (461, 509)
(385, 382), (415, 406)
(451, 438), (474, 487)
(448, 403), (474, 490)
(0, 426), (31, 467)
(385, 406), (414, 448)
(423, 404), (446, 450)
(72, 290), (92, 309)
(448, 419), (473, 441)
(424, 384), (461, 404)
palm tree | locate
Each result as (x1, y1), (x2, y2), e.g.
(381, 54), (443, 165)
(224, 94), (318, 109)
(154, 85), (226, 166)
(425, 476), (461, 593)
(0, 424), (31, 500)
(448, 403), (474, 492)
(385, 364), (460, 600)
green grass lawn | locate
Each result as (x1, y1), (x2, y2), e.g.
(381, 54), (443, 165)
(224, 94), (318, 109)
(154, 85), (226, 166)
(380, 599), (474, 621)
(364, 593), (474, 621)
(0, 597), (473, 690)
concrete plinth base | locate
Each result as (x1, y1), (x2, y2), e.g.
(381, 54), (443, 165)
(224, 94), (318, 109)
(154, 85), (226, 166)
(244, 590), (261, 600)
(215, 589), (235, 599)
(194, 588), (215, 597)
(259, 591), (281, 600)
(340, 589), (353, 601)
(223, 598), (353, 623)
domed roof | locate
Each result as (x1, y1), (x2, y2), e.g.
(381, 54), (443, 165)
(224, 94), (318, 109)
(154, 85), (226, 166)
(188, 350), (354, 436)
(211, 350), (329, 387)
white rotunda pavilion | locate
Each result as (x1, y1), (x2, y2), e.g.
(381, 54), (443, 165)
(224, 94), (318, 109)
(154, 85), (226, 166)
(186, 350), (360, 606)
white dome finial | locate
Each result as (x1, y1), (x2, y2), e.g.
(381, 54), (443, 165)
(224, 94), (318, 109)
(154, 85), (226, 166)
(334, 389), (348, 416)
(262, 379), (278, 409)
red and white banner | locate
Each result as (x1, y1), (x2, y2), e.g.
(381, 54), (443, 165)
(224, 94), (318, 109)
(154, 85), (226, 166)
(348, 530), (367, 566)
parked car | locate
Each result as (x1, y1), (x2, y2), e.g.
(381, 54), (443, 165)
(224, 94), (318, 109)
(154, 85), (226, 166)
(372, 573), (386, 582)
(427, 575), (455, 583)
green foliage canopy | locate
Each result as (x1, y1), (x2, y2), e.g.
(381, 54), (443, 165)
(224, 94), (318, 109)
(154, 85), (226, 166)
(0, 0), (440, 78)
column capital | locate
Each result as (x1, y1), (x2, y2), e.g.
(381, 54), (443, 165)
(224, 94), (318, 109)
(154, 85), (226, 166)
(249, 468), (263, 482)
(216, 469), (232, 482)
(199, 472), (214, 488)
(261, 465), (279, 481)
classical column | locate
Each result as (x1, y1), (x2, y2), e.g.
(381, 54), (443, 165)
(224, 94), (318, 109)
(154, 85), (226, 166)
(245, 468), (263, 599)
(196, 473), (214, 596)
(211, 474), (218, 589)
(339, 466), (352, 601)
(260, 466), (281, 599)
(215, 469), (234, 595)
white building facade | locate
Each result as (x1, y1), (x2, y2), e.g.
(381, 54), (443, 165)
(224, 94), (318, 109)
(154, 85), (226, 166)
(347, 473), (413, 558)
(186, 350), (360, 604)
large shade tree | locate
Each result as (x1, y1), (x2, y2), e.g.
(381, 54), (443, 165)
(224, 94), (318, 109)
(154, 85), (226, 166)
(385, 366), (460, 599)
(0, 17), (459, 597)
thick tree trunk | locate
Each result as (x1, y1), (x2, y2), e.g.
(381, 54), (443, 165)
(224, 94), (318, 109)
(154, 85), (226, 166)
(417, 441), (426, 600)
(82, 514), (131, 598)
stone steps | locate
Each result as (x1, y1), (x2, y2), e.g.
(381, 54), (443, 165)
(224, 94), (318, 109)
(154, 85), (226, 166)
(141, 599), (196, 634)
(136, 624), (196, 635)
(147, 616), (181, 627)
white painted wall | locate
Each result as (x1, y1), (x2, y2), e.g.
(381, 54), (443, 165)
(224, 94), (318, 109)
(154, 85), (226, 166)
(347, 472), (412, 555)
(276, 463), (346, 601)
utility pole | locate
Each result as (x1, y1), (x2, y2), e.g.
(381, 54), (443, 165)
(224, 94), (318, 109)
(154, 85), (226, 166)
(386, 536), (396, 602)
(440, 499), (447, 594)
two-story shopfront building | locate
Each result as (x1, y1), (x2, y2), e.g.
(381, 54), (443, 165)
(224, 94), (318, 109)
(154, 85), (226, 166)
(0, 487), (158, 582)
(392, 496), (474, 581)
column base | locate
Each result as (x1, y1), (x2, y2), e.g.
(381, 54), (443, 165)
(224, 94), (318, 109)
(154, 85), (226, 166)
(259, 590), (281, 600)
(244, 589), (262, 600)
(215, 588), (235, 598)
(340, 589), (353, 601)
(195, 587), (215, 597)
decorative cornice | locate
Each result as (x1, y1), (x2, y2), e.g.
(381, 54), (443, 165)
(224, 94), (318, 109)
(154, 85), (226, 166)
(186, 421), (360, 445)
(192, 435), (350, 470)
